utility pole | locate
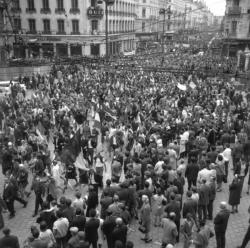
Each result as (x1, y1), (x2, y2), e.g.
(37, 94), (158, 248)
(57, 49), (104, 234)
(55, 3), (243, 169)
(105, 2), (108, 62)
(160, 8), (166, 65)
(97, 0), (115, 62)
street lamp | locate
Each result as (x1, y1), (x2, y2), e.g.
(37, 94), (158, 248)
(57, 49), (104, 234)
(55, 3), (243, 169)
(159, 6), (171, 65)
(97, 0), (115, 62)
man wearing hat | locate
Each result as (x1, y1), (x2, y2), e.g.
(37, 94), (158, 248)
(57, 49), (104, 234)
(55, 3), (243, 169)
(213, 201), (230, 248)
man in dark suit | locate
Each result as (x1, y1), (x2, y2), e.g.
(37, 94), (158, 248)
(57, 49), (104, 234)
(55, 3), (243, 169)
(71, 208), (86, 232)
(85, 209), (100, 248)
(100, 190), (113, 219)
(165, 193), (181, 242)
(198, 179), (210, 225)
(0, 228), (20, 248)
(102, 210), (117, 248)
(111, 218), (128, 247)
(86, 186), (99, 217)
(3, 178), (16, 218)
(214, 202), (230, 248)
(182, 190), (197, 220)
(62, 198), (75, 224)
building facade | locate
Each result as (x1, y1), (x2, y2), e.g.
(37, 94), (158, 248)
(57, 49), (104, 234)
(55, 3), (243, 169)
(223, 0), (250, 58)
(135, 0), (166, 43)
(6, 0), (136, 59)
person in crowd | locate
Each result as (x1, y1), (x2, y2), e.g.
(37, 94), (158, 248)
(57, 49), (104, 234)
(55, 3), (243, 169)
(197, 179), (210, 226)
(214, 201), (230, 248)
(111, 218), (128, 247)
(140, 195), (152, 243)
(71, 207), (86, 232)
(67, 227), (79, 248)
(228, 174), (242, 213)
(39, 221), (56, 248)
(53, 210), (69, 248)
(207, 176), (216, 220)
(0, 228), (20, 248)
(161, 212), (178, 247)
(181, 213), (195, 248)
(85, 209), (100, 248)
(185, 157), (199, 190)
(29, 228), (48, 248)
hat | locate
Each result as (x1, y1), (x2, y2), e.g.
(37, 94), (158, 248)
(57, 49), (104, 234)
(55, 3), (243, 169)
(8, 142), (12, 146)
(69, 227), (78, 233)
(220, 201), (227, 209)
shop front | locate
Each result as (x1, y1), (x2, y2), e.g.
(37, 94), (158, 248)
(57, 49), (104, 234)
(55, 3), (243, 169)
(90, 43), (100, 56)
(42, 43), (54, 58)
(70, 44), (82, 57)
(27, 42), (40, 58)
(56, 44), (68, 57)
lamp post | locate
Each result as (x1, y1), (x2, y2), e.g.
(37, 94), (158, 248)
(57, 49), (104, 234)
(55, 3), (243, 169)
(159, 6), (171, 65)
(97, 0), (115, 62)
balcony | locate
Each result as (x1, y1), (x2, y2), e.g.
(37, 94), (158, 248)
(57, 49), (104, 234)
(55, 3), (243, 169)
(69, 8), (80, 14)
(42, 30), (52, 34)
(55, 8), (65, 14)
(227, 6), (241, 16)
(26, 8), (36, 14)
(11, 7), (21, 13)
(40, 8), (51, 14)
(228, 31), (237, 37)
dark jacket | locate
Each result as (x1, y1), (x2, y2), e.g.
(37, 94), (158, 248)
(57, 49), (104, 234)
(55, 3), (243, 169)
(198, 183), (210, 206)
(185, 162), (199, 181)
(112, 225), (128, 245)
(3, 182), (16, 201)
(37, 210), (57, 230)
(62, 206), (75, 223)
(228, 179), (241, 206)
(182, 198), (197, 218)
(165, 200), (181, 220)
(71, 215), (86, 232)
(0, 235), (20, 248)
(102, 216), (117, 238)
(85, 218), (100, 242)
(214, 209), (230, 233)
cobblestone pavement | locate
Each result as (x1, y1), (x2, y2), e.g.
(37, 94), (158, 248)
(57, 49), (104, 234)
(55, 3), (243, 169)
(1, 151), (249, 248)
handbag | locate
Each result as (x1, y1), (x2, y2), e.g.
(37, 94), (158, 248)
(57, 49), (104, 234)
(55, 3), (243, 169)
(138, 225), (146, 233)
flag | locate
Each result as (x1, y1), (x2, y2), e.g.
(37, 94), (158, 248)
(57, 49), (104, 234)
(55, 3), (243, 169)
(93, 112), (101, 129)
(177, 83), (187, 91)
(103, 105), (117, 120)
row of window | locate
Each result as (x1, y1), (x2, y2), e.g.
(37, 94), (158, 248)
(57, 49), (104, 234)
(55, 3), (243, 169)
(13, 0), (78, 11)
(13, 0), (135, 13)
(13, 18), (135, 35)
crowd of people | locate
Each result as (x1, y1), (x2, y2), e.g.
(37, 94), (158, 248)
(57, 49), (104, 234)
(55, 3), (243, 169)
(0, 49), (249, 248)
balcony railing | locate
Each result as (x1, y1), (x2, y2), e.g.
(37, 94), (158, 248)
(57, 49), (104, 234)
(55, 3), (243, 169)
(55, 8), (65, 14)
(40, 8), (51, 14)
(56, 31), (66, 35)
(26, 8), (36, 14)
(69, 8), (80, 14)
(228, 6), (241, 15)
(42, 30), (52, 34)
(71, 31), (80, 35)
(26, 30), (37, 34)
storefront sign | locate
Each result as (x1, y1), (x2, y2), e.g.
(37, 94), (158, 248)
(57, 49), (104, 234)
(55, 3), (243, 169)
(87, 7), (104, 19)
